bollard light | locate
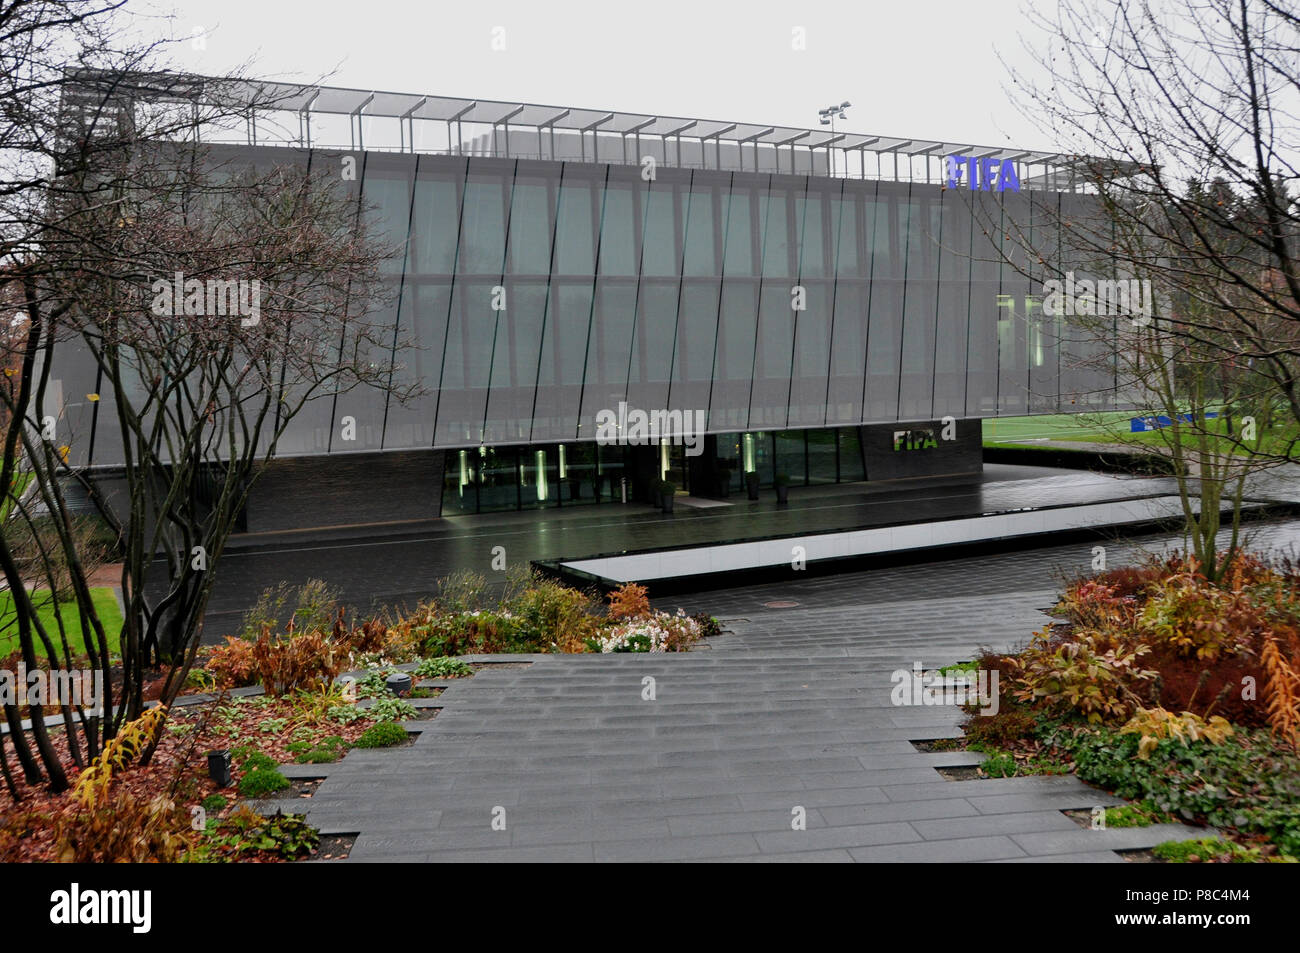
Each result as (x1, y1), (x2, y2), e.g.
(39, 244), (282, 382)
(207, 749), (232, 787)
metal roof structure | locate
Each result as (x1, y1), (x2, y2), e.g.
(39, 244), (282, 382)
(64, 70), (1090, 188)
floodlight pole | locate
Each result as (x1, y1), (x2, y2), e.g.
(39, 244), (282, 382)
(817, 101), (851, 176)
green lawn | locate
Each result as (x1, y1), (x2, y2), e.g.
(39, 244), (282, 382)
(983, 413), (1133, 446)
(0, 587), (123, 659)
(985, 411), (1300, 458)
(1112, 414), (1300, 457)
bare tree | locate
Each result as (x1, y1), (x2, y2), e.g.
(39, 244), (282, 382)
(955, 0), (1300, 581)
(0, 5), (403, 792)
(1002, 0), (1300, 444)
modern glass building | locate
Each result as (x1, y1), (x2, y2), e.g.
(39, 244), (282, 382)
(54, 76), (1121, 529)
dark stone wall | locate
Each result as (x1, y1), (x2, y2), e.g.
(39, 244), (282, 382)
(861, 419), (982, 482)
(244, 450), (446, 533)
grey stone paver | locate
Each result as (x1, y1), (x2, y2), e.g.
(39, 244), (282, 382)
(293, 588), (1109, 861)
(292, 516), (1300, 862)
(991, 851), (1127, 863)
(912, 810), (1082, 840)
(848, 835), (1029, 863)
(1009, 824), (1210, 856)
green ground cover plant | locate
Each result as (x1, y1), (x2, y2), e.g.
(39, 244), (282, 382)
(959, 551), (1300, 860)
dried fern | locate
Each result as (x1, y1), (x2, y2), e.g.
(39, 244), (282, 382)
(607, 582), (651, 621)
(1262, 633), (1300, 750)
(72, 705), (169, 809)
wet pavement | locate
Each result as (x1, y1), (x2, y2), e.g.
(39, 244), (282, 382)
(199, 463), (1193, 639)
(287, 516), (1295, 863)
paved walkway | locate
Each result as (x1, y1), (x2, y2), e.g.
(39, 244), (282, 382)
(282, 522), (1290, 863)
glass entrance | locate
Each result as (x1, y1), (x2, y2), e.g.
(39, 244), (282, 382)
(661, 440), (690, 494)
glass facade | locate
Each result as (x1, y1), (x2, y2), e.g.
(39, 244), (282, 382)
(436, 427), (872, 514)
(440, 440), (644, 514)
(57, 143), (1117, 472)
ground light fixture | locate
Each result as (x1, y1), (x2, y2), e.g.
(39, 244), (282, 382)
(386, 672), (414, 696)
(206, 749), (232, 787)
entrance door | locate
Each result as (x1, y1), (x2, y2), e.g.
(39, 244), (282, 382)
(662, 441), (689, 495)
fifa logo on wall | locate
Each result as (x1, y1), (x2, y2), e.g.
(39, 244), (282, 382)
(893, 429), (938, 451)
(945, 154), (1021, 193)
(893, 416), (959, 452)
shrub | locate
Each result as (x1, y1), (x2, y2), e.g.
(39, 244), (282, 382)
(291, 682), (353, 724)
(194, 806), (320, 861)
(337, 614), (388, 656)
(201, 794), (229, 813)
(691, 613), (723, 639)
(659, 609), (703, 651)
(250, 624), (345, 696)
(72, 707), (168, 808)
(237, 767), (291, 799)
(1009, 629), (1157, 724)
(1055, 579), (1140, 631)
(184, 667), (220, 692)
(1120, 707), (1234, 760)
(239, 579), (342, 641)
(1139, 574), (1253, 661)
(326, 704), (365, 725)
(367, 696), (417, 723)
(978, 752), (1069, 778)
(1100, 801), (1174, 828)
(506, 576), (601, 652)
(1262, 631), (1300, 749)
(962, 706), (1043, 750)
(1152, 837), (1266, 863)
(419, 609), (514, 656)
(407, 576), (700, 656)
(979, 752), (1018, 778)
(1062, 725), (1300, 856)
(376, 612), (427, 663)
(1092, 562), (1169, 598)
(295, 739), (346, 764)
(237, 751), (277, 773)
(261, 811), (319, 859)
(590, 618), (667, 653)
(353, 722), (410, 748)
(6, 514), (110, 602)
(54, 789), (192, 863)
(289, 579), (343, 634)
(607, 582), (651, 621)
(589, 610), (702, 654)
(413, 656), (474, 678)
(204, 636), (258, 688)
(435, 570), (487, 614)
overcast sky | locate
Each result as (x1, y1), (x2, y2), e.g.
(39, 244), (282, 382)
(137, 0), (1059, 154)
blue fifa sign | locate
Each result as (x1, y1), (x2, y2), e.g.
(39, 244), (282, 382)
(945, 155), (1021, 193)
